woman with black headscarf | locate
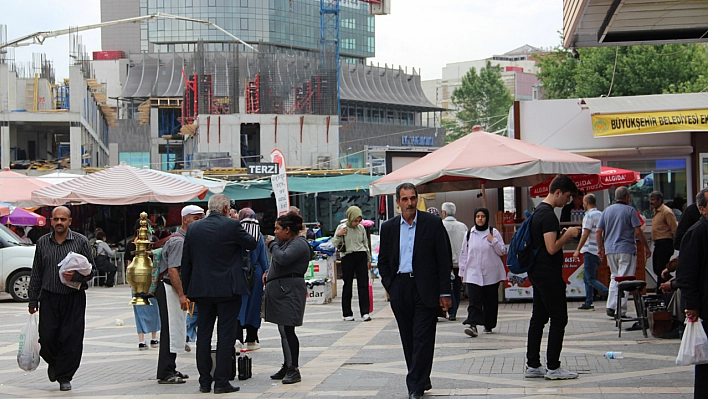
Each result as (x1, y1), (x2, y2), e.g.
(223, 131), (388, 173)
(459, 207), (506, 337)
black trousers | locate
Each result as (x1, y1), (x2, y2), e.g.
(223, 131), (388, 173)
(464, 281), (500, 329)
(38, 289), (86, 383)
(448, 268), (462, 317)
(341, 251), (370, 317)
(155, 281), (177, 380)
(696, 320), (708, 396)
(390, 275), (438, 394)
(653, 239), (674, 285)
(195, 296), (241, 389)
(526, 274), (568, 371)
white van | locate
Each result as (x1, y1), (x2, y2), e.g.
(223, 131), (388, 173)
(0, 225), (36, 301)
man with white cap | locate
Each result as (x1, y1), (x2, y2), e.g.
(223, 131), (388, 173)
(155, 205), (205, 384)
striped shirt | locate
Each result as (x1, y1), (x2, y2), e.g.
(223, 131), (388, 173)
(28, 230), (96, 308)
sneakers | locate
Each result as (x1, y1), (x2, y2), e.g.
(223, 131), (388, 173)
(246, 341), (261, 351)
(483, 328), (493, 334)
(524, 366), (547, 378)
(138, 343), (148, 350)
(150, 339), (159, 348)
(343, 316), (355, 321)
(362, 314), (372, 322)
(270, 364), (288, 380)
(282, 366), (301, 384)
(578, 304), (595, 310)
(545, 367), (579, 380)
(606, 308), (615, 318)
(464, 326), (478, 337)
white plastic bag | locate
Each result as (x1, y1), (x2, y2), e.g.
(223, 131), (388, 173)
(58, 252), (93, 289)
(676, 319), (708, 366)
(17, 313), (40, 371)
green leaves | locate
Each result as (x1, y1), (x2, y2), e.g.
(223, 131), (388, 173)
(444, 61), (514, 143)
(536, 40), (708, 99)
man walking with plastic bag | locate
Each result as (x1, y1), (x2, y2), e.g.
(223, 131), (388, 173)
(27, 206), (95, 391)
(676, 187), (708, 396)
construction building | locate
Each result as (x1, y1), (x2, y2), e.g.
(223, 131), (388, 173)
(0, 29), (114, 172)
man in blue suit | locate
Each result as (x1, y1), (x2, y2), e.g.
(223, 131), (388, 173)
(181, 194), (257, 394)
(378, 182), (452, 399)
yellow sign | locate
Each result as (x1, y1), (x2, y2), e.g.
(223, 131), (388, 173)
(592, 109), (708, 137)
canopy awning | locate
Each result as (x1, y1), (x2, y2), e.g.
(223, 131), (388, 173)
(371, 131), (601, 196)
(31, 164), (209, 205)
(288, 175), (379, 193)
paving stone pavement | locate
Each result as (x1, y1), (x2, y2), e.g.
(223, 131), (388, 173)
(0, 281), (694, 398)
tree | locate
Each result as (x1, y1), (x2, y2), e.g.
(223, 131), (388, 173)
(536, 40), (708, 99)
(443, 61), (514, 143)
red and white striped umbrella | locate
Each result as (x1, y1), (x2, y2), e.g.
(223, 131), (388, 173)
(31, 163), (209, 205)
(530, 166), (641, 197)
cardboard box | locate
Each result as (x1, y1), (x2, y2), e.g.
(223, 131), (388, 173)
(306, 281), (332, 305)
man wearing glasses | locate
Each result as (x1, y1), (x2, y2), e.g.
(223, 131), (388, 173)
(27, 206), (96, 392)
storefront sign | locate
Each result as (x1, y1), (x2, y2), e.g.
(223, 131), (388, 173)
(247, 162), (279, 176)
(592, 109), (708, 137)
(401, 135), (434, 146)
(270, 149), (290, 216)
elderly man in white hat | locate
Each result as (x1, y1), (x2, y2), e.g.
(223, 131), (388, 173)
(155, 205), (205, 384)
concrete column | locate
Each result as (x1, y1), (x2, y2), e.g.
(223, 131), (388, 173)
(109, 143), (119, 167)
(1, 123), (10, 169)
(70, 124), (82, 172)
(150, 107), (159, 170)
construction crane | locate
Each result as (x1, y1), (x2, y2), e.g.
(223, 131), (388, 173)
(320, 0), (388, 121)
(0, 12), (256, 52)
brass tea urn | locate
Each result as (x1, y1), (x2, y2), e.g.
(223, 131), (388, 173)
(127, 212), (153, 305)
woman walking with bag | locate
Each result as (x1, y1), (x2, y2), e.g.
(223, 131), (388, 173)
(459, 207), (506, 337)
(263, 212), (310, 384)
(332, 206), (372, 322)
(237, 207), (269, 350)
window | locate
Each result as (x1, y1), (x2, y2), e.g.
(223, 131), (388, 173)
(119, 152), (151, 169)
(607, 159), (688, 222)
(241, 0), (248, 6)
(241, 18), (248, 30)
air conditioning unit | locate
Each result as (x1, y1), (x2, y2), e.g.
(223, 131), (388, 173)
(312, 152), (331, 170)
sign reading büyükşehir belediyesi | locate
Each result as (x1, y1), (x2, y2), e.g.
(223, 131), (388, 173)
(592, 109), (708, 137)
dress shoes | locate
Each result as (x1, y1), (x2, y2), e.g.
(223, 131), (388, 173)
(424, 382), (432, 391)
(59, 381), (71, 391)
(199, 385), (211, 393)
(409, 391), (424, 399)
(213, 384), (240, 394)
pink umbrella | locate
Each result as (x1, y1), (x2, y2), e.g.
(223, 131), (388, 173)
(0, 168), (52, 207)
(31, 163), (209, 205)
(1, 207), (46, 226)
(370, 131), (600, 203)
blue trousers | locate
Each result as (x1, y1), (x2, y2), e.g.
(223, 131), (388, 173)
(582, 253), (608, 306)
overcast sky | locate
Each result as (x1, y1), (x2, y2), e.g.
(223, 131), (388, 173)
(3, 0), (563, 81)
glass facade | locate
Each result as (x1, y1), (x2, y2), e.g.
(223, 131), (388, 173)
(139, 0), (374, 59)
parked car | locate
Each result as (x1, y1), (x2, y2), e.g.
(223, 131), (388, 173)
(0, 224), (36, 301)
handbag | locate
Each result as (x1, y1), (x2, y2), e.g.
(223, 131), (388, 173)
(242, 249), (255, 288)
(676, 318), (708, 365)
(336, 224), (347, 253)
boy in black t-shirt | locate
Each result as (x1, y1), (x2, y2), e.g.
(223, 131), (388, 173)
(524, 174), (581, 380)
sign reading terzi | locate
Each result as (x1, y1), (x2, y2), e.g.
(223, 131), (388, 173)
(402, 136), (434, 146)
(247, 163), (279, 176)
(592, 109), (708, 137)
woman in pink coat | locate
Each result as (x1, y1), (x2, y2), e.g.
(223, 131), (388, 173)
(459, 207), (506, 337)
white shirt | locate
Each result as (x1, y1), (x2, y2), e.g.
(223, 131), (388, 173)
(458, 227), (506, 286)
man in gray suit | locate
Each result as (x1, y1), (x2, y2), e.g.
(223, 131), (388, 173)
(181, 194), (257, 394)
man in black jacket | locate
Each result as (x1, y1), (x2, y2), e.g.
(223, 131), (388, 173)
(181, 194), (257, 394)
(675, 187), (708, 396)
(378, 183), (452, 399)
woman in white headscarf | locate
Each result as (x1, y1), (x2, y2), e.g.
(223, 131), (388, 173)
(459, 207), (506, 337)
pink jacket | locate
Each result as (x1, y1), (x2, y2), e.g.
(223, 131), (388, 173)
(459, 227), (506, 286)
